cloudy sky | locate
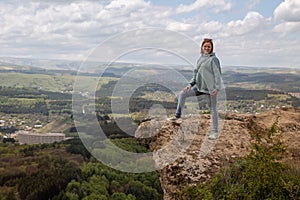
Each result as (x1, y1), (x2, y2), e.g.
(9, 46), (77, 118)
(0, 0), (300, 68)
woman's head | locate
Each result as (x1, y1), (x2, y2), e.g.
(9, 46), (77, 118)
(201, 38), (214, 54)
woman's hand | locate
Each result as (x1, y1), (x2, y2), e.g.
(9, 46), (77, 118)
(210, 89), (218, 97)
(183, 85), (191, 92)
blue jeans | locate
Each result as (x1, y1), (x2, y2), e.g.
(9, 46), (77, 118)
(175, 85), (218, 132)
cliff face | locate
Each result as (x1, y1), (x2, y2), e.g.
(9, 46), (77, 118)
(135, 107), (300, 200)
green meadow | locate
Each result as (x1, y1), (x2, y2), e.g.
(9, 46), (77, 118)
(0, 72), (116, 93)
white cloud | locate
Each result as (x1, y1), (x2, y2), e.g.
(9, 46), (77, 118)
(273, 21), (300, 35)
(166, 21), (195, 32)
(273, 0), (300, 35)
(0, 0), (170, 59)
(227, 11), (266, 35)
(106, 0), (150, 10)
(176, 0), (232, 14)
(198, 21), (223, 34)
(274, 0), (300, 22)
(246, 0), (260, 10)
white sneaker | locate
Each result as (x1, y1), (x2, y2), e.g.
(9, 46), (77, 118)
(167, 116), (182, 123)
(168, 116), (179, 121)
(208, 131), (219, 140)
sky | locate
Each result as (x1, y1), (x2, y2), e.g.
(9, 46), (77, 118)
(0, 0), (300, 68)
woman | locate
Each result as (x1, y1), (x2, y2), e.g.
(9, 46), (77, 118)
(168, 38), (223, 140)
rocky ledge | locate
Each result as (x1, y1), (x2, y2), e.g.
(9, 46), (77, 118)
(135, 107), (300, 200)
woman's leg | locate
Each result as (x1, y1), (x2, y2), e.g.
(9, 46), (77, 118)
(208, 94), (218, 133)
(175, 85), (202, 118)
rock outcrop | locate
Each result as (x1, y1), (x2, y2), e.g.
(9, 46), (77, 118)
(135, 107), (300, 200)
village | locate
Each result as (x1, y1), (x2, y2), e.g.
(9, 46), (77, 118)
(0, 113), (66, 144)
(0, 95), (296, 145)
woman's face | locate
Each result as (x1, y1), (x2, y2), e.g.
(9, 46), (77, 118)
(202, 42), (212, 54)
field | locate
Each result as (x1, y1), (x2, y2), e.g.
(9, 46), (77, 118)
(0, 71), (116, 93)
(0, 64), (299, 117)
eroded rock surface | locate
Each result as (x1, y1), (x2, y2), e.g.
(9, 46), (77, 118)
(135, 107), (300, 200)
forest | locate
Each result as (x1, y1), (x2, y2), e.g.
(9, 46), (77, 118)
(0, 138), (163, 200)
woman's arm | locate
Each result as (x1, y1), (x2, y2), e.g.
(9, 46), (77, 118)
(212, 57), (222, 92)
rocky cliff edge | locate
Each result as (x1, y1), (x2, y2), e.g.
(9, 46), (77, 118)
(135, 107), (300, 200)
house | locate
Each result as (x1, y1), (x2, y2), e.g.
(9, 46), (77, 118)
(17, 131), (65, 145)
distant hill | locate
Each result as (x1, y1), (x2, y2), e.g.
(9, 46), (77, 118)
(0, 57), (299, 98)
(0, 57), (81, 70)
(222, 70), (300, 92)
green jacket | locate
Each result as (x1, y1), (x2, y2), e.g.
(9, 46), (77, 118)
(189, 53), (223, 94)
